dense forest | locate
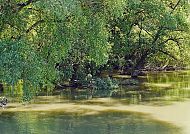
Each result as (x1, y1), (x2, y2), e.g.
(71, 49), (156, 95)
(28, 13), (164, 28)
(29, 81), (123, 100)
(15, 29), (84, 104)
(0, 0), (190, 100)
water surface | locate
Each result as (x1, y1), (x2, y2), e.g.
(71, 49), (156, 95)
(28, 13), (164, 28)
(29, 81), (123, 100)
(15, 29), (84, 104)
(1, 70), (190, 134)
(0, 111), (181, 134)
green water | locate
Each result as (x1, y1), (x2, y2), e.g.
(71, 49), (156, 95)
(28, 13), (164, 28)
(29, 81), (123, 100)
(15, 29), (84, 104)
(1, 70), (190, 134)
(57, 70), (190, 105)
(0, 111), (180, 134)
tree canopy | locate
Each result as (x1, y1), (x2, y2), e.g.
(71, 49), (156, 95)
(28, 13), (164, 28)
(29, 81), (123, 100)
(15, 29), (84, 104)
(0, 0), (190, 100)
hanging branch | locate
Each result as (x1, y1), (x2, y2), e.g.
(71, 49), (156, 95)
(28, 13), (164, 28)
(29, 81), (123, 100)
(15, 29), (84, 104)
(170, 0), (181, 13)
(17, 0), (40, 11)
(26, 19), (44, 33)
(157, 49), (178, 60)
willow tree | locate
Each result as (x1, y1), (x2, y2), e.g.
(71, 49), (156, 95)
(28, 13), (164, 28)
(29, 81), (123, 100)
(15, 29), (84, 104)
(0, 0), (128, 99)
(109, 0), (190, 73)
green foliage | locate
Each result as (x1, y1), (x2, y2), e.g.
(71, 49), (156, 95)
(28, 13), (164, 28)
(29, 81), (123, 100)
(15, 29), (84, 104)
(109, 0), (190, 70)
(94, 77), (119, 90)
(0, 0), (190, 100)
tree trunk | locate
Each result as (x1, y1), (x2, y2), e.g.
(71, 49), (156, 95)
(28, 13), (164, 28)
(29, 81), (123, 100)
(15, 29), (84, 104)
(131, 51), (149, 78)
(0, 83), (4, 93)
(71, 64), (79, 87)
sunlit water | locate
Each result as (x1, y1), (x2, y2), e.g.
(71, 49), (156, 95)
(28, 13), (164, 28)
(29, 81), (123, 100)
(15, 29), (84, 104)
(1, 70), (190, 134)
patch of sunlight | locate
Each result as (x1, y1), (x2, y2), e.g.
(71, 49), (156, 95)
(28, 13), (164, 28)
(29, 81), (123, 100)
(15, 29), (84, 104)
(182, 87), (190, 90)
(144, 83), (173, 88)
(112, 75), (131, 79)
(84, 98), (116, 103)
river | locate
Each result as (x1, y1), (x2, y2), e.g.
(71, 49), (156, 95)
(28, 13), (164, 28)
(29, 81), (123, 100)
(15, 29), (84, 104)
(0, 70), (190, 134)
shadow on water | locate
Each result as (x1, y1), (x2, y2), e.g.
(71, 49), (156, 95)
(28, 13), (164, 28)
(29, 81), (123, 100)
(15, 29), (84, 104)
(2, 70), (190, 106)
(0, 111), (181, 134)
(52, 70), (190, 106)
